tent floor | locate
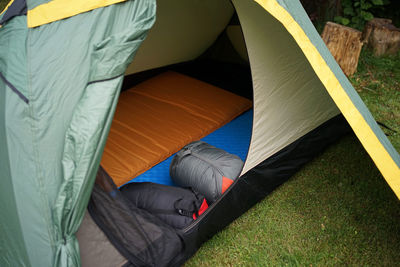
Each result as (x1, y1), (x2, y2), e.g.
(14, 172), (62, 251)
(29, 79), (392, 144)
(88, 114), (351, 267)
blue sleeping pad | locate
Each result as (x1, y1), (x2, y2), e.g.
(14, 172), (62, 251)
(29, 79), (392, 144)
(121, 109), (253, 187)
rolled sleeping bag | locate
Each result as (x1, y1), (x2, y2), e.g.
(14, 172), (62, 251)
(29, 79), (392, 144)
(120, 182), (208, 230)
(170, 141), (244, 203)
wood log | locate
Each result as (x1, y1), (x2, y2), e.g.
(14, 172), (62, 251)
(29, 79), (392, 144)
(362, 18), (400, 57)
(322, 22), (363, 76)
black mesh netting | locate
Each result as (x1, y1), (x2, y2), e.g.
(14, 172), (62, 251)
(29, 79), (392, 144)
(88, 167), (183, 267)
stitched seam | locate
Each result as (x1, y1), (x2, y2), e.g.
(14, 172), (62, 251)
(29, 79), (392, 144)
(26, 28), (56, 253)
(0, 72), (29, 104)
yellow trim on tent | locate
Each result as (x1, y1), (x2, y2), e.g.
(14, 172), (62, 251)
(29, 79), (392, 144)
(27, 0), (128, 28)
(0, 0), (15, 16)
(254, 0), (400, 199)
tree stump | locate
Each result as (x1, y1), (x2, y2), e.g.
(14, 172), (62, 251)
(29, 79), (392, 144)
(362, 18), (400, 56)
(321, 22), (363, 76)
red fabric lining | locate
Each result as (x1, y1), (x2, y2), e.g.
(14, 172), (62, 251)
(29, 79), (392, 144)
(222, 176), (234, 193)
(193, 199), (208, 220)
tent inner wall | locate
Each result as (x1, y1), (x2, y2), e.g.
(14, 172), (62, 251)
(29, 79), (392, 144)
(125, 0), (340, 176)
(232, 0), (340, 174)
(125, 0), (234, 75)
(79, 1), (349, 266)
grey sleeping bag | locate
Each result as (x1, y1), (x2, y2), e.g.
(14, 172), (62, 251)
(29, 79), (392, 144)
(170, 141), (244, 203)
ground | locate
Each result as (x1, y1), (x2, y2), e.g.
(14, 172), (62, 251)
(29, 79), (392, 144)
(1, 1), (399, 265)
(0, 0), (6, 13)
(185, 50), (400, 266)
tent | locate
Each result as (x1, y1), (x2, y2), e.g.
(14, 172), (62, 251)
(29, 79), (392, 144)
(0, 0), (399, 266)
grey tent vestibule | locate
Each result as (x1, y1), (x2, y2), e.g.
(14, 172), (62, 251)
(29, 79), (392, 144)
(0, 0), (399, 266)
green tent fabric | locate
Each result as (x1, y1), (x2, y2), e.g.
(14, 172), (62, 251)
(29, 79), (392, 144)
(1, 0), (399, 266)
(0, 0), (156, 266)
(260, 0), (400, 191)
(230, 0), (400, 195)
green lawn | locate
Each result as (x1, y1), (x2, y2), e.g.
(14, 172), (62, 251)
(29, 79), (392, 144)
(185, 51), (400, 266)
(351, 50), (400, 151)
(0, 0), (6, 12)
(1, 2), (399, 265)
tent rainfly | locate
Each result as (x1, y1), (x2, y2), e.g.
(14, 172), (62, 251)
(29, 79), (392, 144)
(0, 0), (399, 266)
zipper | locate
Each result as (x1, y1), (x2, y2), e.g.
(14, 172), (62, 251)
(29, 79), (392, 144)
(0, 72), (29, 104)
(182, 174), (246, 233)
(182, 182), (228, 233)
(146, 197), (196, 218)
(182, 147), (236, 233)
(146, 207), (194, 218)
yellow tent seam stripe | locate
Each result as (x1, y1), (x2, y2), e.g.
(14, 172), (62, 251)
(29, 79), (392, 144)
(27, 0), (128, 28)
(255, 0), (400, 198)
(24, 0), (400, 198)
(0, 0), (15, 16)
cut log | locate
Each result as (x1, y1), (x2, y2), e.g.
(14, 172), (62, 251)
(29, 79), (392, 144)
(322, 22), (363, 76)
(362, 18), (400, 57)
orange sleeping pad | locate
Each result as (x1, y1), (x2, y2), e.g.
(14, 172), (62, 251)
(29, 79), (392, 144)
(101, 71), (252, 187)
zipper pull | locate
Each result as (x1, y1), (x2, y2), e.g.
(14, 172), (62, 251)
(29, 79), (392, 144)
(180, 147), (191, 156)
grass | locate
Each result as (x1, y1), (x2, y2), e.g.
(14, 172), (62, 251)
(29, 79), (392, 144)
(350, 50), (400, 151)
(0, 0), (6, 13)
(186, 135), (400, 266)
(1, 2), (399, 265)
(185, 50), (400, 266)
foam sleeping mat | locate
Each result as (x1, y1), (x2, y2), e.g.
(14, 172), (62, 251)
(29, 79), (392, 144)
(127, 109), (253, 186)
(101, 71), (252, 187)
